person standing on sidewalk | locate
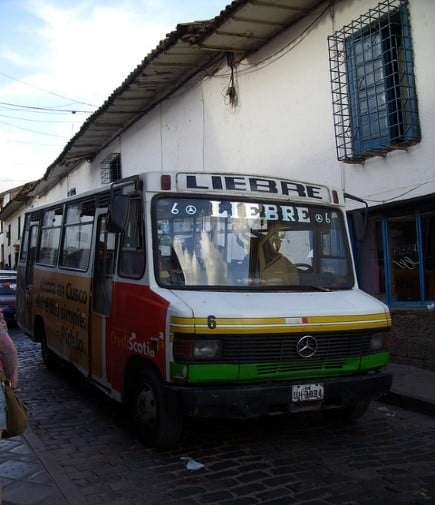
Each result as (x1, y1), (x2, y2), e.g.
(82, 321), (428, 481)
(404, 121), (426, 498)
(0, 307), (18, 436)
(0, 308), (18, 504)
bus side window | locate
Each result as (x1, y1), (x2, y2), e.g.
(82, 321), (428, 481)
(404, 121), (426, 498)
(93, 216), (117, 316)
(60, 200), (95, 271)
(26, 225), (39, 286)
(37, 207), (63, 267)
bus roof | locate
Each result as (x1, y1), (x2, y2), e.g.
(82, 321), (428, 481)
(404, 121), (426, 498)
(25, 171), (339, 215)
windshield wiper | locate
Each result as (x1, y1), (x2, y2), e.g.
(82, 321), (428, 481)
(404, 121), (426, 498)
(289, 284), (330, 292)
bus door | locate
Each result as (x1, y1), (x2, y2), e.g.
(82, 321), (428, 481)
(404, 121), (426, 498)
(89, 212), (117, 386)
(21, 223), (39, 333)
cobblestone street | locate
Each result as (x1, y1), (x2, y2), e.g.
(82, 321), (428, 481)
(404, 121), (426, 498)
(9, 328), (435, 505)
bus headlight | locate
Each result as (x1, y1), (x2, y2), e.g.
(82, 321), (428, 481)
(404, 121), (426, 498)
(173, 336), (222, 361)
(370, 332), (390, 351)
(193, 339), (222, 360)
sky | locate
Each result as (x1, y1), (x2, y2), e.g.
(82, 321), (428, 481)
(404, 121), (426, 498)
(0, 0), (228, 193)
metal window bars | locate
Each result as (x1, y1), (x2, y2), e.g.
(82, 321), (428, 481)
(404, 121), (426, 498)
(328, 0), (420, 163)
(101, 153), (122, 184)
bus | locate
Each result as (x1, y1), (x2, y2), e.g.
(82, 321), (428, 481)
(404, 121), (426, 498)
(16, 172), (392, 447)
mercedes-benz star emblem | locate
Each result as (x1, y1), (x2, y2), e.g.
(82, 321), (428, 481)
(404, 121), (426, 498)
(296, 335), (318, 358)
(185, 205), (197, 215)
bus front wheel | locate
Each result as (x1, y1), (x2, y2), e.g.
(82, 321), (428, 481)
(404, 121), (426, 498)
(132, 369), (183, 448)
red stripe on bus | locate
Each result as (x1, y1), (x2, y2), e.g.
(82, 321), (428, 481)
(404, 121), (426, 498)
(106, 283), (169, 392)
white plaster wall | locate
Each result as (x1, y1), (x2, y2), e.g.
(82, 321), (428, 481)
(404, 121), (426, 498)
(205, 4), (340, 186)
(35, 161), (96, 207)
(67, 161), (100, 195)
(115, 0), (434, 209)
(26, 0), (435, 212)
(121, 88), (205, 177)
(120, 107), (163, 176)
(36, 178), (69, 207)
(119, 1), (340, 188)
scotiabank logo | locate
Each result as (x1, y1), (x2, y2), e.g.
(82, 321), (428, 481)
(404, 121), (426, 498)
(129, 332), (155, 358)
(128, 332), (164, 358)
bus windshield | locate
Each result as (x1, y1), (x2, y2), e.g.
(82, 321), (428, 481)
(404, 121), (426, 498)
(154, 197), (354, 290)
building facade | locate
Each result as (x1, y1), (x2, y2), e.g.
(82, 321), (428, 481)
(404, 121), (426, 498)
(1, 0), (434, 367)
(0, 185), (26, 270)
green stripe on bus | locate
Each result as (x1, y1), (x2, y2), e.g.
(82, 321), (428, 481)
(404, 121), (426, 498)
(173, 352), (390, 383)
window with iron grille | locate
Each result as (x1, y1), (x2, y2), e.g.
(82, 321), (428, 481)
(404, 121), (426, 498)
(328, 0), (420, 163)
(101, 153), (121, 184)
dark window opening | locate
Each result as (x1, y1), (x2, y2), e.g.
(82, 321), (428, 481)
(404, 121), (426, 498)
(357, 204), (435, 306)
(101, 153), (122, 184)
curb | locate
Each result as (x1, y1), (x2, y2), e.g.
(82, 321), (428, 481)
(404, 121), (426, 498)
(23, 428), (88, 505)
(381, 392), (435, 418)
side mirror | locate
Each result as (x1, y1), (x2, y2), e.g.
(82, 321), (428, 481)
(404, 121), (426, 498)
(344, 192), (368, 242)
(107, 194), (129, 233)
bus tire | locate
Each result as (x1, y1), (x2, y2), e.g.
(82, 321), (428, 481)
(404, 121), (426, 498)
(132, 369), (183, 448)
(323, 401), (370, 423)
(41, 339), (58, 370)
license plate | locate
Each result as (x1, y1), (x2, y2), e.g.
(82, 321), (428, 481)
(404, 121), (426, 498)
(292, 383), (324, 403)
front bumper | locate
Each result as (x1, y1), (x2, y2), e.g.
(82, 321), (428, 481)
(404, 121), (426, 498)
(166, 371), (392, 418)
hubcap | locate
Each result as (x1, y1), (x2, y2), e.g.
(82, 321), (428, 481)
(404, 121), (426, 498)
(136, 384), (157, 428)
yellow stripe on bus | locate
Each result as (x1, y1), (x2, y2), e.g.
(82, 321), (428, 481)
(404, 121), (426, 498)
(170, 312), (391, 334)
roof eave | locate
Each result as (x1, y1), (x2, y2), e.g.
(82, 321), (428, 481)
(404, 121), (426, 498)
(29, 0), (325, 198)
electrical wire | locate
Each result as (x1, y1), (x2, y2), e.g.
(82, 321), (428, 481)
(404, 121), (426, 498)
(0, 119), (70, 138)
(364, 179), (435, 204)
(0, 71), (96, 107)
(1, 139), (64, 147)
(0, 113), (83, 124)
(0, 101), (93, 114)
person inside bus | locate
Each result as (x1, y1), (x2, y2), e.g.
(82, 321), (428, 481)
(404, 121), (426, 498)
(259, 231), (299, 285)
(159, 247), (185, 286)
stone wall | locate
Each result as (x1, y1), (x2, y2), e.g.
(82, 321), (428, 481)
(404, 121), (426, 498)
(390, 309), (435, 371)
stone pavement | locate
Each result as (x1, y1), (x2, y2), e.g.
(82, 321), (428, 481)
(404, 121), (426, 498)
(0, 430), (85, 505)
(0, 362), (434, 505)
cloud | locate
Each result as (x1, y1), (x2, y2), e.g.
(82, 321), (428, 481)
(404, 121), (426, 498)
(0, 49), (28, 68)
(0, 0), (224, 192)
(27, 1), (175, 106)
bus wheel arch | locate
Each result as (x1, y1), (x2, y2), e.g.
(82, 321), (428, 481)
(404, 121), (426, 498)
(34, 316), (58, 370)
(124, 357), (183, 448)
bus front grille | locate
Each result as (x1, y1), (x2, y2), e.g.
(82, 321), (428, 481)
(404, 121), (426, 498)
(221, 332), (372, 365)
(174, 332), (375, 368)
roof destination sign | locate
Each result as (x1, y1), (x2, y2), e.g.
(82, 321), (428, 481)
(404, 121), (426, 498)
(176, 173), (331, 202)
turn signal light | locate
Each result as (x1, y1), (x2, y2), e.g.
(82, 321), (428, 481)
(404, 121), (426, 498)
(161, 174), (171, 190)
